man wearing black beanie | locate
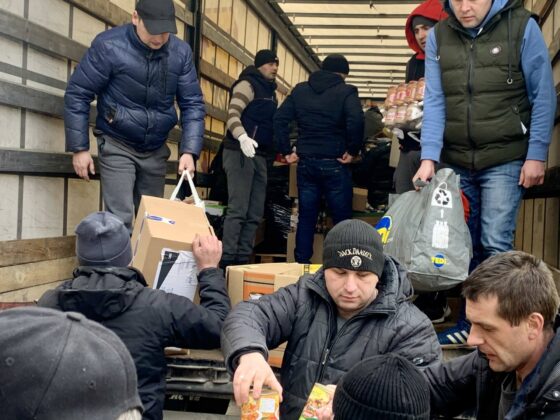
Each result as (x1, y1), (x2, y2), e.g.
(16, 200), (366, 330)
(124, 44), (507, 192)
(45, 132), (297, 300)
(221, 219), (440, 419)
(274, 53), (364, 264)
(221, 49), (279, 268)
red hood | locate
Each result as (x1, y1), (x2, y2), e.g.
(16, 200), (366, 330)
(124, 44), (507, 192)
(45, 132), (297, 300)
(405, 0), (447, 60)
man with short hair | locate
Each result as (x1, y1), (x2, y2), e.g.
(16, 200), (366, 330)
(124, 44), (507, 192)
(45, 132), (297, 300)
(65, 0), (205, 232)
(0, 306), (143, 420)
(274, 54), (364, 263)
(414, 0), (555, 345)
(39, 211), (231, 420)
(220, 50), (279, 268)
(221, 219), (441, 419)
(425, 251), (560, 419)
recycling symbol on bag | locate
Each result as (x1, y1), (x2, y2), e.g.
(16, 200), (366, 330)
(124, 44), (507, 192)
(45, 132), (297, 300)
(431, 186), (452, 208)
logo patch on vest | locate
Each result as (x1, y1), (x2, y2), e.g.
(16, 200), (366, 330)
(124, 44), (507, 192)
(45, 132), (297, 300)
(490, 45), (502, 56)
(350, 256), (362, 268)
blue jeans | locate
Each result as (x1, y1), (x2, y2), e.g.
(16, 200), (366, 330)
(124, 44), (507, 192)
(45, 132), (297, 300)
(295, 158), (353, 263)
(449, 160), (524, 270)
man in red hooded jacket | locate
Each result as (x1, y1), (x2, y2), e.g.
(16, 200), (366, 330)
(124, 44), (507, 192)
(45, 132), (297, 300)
(393, 0), (450, 326)
(394, 0), (447, 194)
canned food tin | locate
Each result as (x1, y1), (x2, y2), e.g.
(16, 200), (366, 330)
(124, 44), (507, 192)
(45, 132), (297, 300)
(241, 390), (280, 420)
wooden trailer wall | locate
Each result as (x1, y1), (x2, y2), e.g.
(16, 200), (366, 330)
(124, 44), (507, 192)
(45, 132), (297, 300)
(515, 0), (560, 283)
(0, 0), (316, 302)
(0, 0), (558, 301)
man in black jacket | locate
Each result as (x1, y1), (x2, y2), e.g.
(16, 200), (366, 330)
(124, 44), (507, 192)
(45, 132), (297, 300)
(274, 54), (364, 263)
(425, 251), (560, 419)
(38, 211), (231, 420)
(221, 220), (440, 419)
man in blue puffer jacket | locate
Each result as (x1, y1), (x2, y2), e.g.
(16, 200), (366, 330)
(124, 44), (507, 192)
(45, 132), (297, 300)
(65, 0), (205, 231)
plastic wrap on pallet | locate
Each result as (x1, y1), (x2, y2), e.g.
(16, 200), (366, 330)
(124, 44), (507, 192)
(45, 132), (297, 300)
(257, 164), (291, 254)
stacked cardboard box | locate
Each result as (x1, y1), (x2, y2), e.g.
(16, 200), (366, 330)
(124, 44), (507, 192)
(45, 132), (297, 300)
(226, 263), (319, 367)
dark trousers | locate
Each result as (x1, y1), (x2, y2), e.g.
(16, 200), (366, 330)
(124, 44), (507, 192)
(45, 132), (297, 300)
(222, 149), (267, 264)
(97, 135), (170, 232)
(295, 158), (353, 263)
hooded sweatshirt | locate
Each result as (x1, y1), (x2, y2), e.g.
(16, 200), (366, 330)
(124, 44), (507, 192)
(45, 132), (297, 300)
(421, 0), (556, 166)
(405, 0), (447, 81)
(38, 266), (231, 420)
(273, 70), (364, 159)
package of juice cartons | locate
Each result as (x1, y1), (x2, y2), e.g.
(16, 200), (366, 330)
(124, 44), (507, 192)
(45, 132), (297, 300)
(299, 383), (334, 420)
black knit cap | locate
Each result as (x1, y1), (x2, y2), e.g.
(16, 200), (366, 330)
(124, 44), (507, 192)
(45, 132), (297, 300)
(321, 54), (350, 75)
(323, 219), (385, 277)
(254, 49), (279, 68)
(333, 354), (430, 420)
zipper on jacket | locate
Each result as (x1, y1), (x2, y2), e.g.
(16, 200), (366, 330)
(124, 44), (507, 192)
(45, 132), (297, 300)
(316, 313), (370, 383)
(467, 39), (476, 169)
(144, 52), (152, 146)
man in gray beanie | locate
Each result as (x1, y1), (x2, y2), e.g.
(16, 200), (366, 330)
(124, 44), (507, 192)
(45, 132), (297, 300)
(0, 306), (143, 420)
(221, 219), (440, 419)
(38, 211), (231, 420)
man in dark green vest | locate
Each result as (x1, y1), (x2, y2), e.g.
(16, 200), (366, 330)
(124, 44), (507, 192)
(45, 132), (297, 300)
(413, 0), (555, 346)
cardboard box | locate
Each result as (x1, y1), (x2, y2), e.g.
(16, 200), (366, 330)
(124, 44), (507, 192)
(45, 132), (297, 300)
(286, 232), (324, 264)
(226, 263), (304, 307)
(352, 188), (368, 212)
(353, 211), (382, 227)
(131, 195), (213, 288)
(226, 263), (315, 368)
(289, 163), (298, 197)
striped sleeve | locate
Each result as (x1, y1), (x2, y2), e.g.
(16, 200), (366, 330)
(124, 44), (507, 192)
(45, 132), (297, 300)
(226, 80), (254, 140)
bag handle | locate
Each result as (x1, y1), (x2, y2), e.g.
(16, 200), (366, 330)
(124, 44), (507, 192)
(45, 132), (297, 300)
(170, 171), (205, 210)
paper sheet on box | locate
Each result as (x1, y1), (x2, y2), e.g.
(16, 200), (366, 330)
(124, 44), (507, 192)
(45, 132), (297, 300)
(154, 249), (198, 301)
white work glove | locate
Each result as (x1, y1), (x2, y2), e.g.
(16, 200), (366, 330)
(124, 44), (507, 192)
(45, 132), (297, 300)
(238, 133), (258, 158)
(392, 127), (404, 140)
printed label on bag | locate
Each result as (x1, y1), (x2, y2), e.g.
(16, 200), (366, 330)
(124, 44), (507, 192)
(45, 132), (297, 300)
(432, 254), (447, 268)
(375, 216), (392, 244)
(432, 221), (449, 249)
(431, 187), (453, 209)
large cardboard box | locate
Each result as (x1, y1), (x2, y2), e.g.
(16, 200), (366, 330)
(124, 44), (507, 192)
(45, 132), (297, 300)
(286, 232), (324, 264)
(226, 263), (316, 367)
(352, 187), (368, 212)
(226, 263), (304, 307)
(131, 195), (214, 288)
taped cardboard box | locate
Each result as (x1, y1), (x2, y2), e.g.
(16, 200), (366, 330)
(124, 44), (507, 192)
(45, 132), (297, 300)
(352, 187), (368, 212)
(289, 163), (298, 197)
(226, 263), (318, 367)
(226, 263), (305, 307)
(131, 195), (213, 290)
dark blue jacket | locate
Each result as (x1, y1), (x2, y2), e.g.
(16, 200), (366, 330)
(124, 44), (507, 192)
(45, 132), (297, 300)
(273, 70), (364, 159)
(65, 24), (205, 155)
(224, 66), (277, 155)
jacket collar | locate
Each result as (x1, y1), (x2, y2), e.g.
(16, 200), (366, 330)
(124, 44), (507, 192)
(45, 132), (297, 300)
(126, 23), (169, 56)
(306, 256), (412, 318)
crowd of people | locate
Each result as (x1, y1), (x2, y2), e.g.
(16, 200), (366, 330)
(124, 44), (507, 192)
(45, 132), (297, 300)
(1, 0), (558, 419)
